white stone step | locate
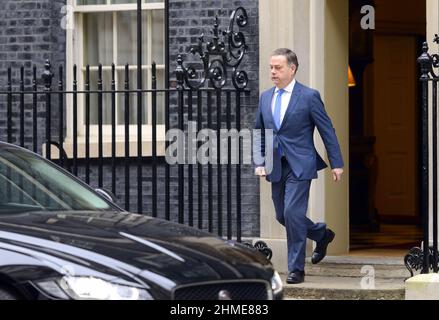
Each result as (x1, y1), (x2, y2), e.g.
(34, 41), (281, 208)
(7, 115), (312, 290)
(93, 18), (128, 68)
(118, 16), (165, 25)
(282, 275), (405, 300)
(281, 256), (409, 300)
(304, 255), (411, 279)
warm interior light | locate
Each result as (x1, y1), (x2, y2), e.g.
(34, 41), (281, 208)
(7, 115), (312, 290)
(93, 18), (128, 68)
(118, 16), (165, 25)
(348, 66), (356, 87)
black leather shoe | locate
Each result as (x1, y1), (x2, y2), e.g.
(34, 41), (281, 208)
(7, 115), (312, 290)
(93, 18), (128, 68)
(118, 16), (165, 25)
(286, 271), (305, 284)
(311, 228), (335, 264)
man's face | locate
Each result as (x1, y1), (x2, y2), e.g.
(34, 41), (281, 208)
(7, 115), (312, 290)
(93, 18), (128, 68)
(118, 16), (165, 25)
(270, 55), (296, 89)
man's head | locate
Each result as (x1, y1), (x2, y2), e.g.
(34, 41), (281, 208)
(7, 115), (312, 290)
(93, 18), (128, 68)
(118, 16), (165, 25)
(270, 48), (299, 89)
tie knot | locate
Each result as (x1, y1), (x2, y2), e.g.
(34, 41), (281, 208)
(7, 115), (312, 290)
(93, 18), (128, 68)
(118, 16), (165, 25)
(277, 89), (284, 96)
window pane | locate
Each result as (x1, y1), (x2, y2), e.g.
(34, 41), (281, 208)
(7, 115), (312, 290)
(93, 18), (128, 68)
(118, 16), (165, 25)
(152, 10), (164, 65)
(115, 70), (165, 126)
(83, 13), (113, 66)
(86, 71), (113, 125)
(111, 0), (136, 3)
(110, 0), (164, 3)
(154, 69), (165, 125)
(78, 0), (164, 4)
(116, 70), (148, 125)
(77, 0), (107, 4)
(117, 11), (148, 65)
(76, 4), (166, 133)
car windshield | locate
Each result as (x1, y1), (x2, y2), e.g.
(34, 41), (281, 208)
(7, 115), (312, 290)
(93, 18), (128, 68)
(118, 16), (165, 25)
(0, 146), (112, 214)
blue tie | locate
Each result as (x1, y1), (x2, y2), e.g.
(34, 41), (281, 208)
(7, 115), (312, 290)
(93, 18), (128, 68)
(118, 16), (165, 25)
(273, 89), (284, 129)
(274, 89), (284, 157)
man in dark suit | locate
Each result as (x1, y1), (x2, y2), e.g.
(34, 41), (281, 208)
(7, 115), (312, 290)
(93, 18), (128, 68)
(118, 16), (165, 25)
(254, 48), (344, 284)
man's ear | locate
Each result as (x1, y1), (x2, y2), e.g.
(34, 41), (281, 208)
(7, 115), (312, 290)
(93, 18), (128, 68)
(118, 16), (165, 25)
(291, 64), (296, 75)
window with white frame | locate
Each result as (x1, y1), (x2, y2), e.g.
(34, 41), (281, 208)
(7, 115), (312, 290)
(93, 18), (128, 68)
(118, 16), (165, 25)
(66, 0), (165, 144)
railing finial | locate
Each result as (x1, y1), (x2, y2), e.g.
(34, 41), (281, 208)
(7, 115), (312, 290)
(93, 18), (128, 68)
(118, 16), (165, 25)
(175, 54), (185, 89)
(418, 42), (432, 80)
(42, 59), (54, 89)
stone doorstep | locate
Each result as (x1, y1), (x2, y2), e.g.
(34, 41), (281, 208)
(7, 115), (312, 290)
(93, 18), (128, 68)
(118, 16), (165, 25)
(303, 256), (411, 279)
(281, 275), (406, 300)
(280, 256), (408, 300)
(304, 265), (410, 279)
(304, 262), (411, 279)
(310, 255), (406, 266)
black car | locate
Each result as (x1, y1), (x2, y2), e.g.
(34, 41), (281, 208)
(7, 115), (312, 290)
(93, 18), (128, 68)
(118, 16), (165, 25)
(0, 142), (283, 300)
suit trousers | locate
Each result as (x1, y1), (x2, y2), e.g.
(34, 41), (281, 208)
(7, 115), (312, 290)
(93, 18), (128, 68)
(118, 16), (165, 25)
(271, 157), (327, 272)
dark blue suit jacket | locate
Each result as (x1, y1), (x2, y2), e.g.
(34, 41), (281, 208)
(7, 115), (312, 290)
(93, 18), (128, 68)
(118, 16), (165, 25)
(254, 82), (344, 182)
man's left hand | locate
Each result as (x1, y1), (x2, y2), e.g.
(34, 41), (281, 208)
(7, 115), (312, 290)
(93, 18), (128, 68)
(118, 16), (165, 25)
(332, 168), (343, 182)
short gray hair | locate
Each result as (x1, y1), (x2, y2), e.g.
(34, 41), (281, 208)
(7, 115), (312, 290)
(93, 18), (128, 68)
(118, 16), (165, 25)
(272, 48), (299, 72)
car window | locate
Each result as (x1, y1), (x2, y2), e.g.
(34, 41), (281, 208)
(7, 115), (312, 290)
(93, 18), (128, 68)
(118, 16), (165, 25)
(0, 148), (112, 213)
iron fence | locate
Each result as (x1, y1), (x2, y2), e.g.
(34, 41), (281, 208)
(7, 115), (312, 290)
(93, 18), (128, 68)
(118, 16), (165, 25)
(406, 38), (439, 276)
(0, 7), (253, 244)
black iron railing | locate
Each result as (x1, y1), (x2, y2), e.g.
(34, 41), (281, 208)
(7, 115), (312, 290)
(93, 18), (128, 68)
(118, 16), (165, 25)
(405, 38), (439, 276)
(0, 7), (251, 244)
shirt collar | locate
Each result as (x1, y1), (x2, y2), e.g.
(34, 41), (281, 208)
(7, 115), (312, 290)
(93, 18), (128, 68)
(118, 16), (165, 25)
(275, 78), (296, 94)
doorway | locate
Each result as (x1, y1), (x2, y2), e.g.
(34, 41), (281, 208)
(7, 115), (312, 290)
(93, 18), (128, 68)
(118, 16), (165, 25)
(349, 0), (425, 253)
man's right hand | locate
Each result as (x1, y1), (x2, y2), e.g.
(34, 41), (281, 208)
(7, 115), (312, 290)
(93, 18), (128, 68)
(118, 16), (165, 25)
(255, 167), (267, 177)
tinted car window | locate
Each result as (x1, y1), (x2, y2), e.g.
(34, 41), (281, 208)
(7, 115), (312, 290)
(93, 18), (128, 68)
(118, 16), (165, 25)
(0, 148), (112, 213)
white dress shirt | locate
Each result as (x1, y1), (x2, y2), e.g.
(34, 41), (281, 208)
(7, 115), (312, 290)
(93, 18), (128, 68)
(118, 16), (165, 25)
(271, 78), (296, 126)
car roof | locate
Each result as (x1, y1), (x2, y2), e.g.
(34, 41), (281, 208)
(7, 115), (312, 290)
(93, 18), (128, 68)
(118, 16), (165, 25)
(0, 142), (37, 156)
(0, 142), (24, 151)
